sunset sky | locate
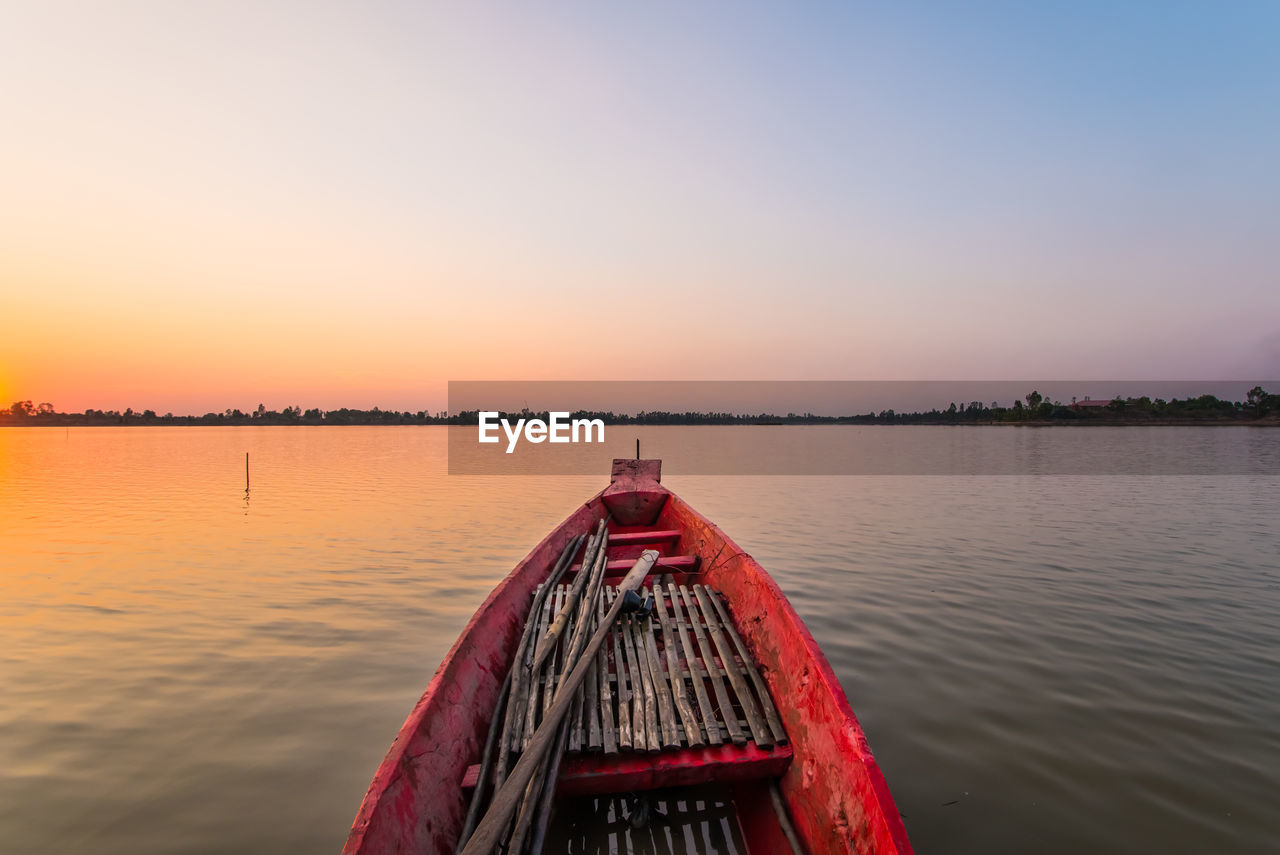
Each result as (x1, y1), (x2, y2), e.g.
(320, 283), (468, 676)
(2, 2), (1278, 414)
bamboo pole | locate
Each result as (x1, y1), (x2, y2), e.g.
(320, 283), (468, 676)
(526, 717), (569, 855)
(542, 586), (566, 721)
(561, 525), (611, 668)
(508, 524), (612, 851)
(498, 535), (582, 778)
(459, 551), (660, 855)
(531, 521), (607, 672)
(453, 671), (511, 853)
(770, 782), (805, 855)
(513, 715), (570, 855)
(565, 534), (609, 752)
(522, 584), (557, 750)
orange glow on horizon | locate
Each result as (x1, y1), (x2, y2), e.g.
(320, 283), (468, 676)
(3, 3), (1276, 415)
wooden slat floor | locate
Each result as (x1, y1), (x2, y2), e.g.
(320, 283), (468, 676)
(516, 581), (788, 758)
(542, 785), (749, 855)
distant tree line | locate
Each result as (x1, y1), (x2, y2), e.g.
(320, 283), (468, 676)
(0, 402), (452, 426)
(3, 387), (1276, 426)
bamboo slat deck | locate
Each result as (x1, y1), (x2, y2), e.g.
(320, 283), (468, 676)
(543, 787), (750, 854)
(520, 583), (787, 757)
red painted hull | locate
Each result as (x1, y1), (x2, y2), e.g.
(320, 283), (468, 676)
(344, 462), (912, 854)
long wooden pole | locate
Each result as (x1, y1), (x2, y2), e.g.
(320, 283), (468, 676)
(457, 536), (581, 851)
(770, 782), (805, 855)
(452, 671), (511, 853)
(494, 535), (583, 788)
(530, 522), (607, 672)
(508, 528), (611, 850)
(559, 528), (611, 666)
(505, 715), (568, 855)
(459, 550), (660, 855)
(526, 716), (570, 855)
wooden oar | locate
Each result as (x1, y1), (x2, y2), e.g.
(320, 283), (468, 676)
(459, 550), (660, 855)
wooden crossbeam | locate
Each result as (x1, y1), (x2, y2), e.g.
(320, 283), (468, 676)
(461, 741), (793, 795)
(607, 529), (681, 546)
(569, 555), (700, 575)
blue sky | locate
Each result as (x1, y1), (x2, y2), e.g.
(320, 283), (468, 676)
(2, 1), (1277, 410)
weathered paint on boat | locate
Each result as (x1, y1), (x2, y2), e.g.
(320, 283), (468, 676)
(343, 460), (912, 855)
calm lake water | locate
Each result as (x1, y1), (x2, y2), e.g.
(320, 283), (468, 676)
(2, 427), (1277, 853)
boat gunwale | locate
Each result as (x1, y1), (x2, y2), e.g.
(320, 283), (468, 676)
(342, 495), (604, 855)
(662, 490), (913, 854)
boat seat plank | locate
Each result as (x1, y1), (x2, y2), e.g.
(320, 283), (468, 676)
(607, 529), (681, 546)
(461, 741), (793, 796)
(571, 555), (700, 576)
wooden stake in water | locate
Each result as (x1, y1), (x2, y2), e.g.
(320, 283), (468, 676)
(636, 438), (640, 459)
(245, 452), (250, 491)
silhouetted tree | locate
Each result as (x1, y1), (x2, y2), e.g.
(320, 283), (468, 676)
(1247, 385), (1270, 417)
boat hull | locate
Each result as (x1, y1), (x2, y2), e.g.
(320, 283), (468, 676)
(344, 466), (911, 854)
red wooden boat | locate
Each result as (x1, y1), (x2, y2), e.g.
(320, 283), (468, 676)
(344, 460), (912, 854)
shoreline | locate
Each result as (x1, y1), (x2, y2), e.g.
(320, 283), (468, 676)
(3, 419), (1278, 428)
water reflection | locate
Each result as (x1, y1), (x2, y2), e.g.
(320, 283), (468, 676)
(449, 424), (1280, 475)
(0, 427), (1277, 854)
